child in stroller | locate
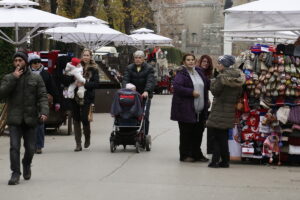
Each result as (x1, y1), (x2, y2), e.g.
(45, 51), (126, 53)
(110, 83), (151, 153)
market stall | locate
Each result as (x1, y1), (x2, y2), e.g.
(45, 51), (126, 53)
(232, 42), (300, 165)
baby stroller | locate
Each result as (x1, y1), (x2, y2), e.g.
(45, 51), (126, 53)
(110, 89), (151, 153)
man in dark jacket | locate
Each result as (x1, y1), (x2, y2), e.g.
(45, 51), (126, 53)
(122, 50), (155, 135)
(29, 54), (60, 154)
(0, 51), (49, 185)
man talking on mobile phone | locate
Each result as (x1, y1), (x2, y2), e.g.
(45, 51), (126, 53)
(0, 51), (49, 185)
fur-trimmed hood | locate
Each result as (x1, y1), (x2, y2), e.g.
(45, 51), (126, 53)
(219, 68), (245, 87)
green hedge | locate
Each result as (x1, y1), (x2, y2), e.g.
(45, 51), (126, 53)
(0, 28), (15, 79)
(161, 47), (184, 65)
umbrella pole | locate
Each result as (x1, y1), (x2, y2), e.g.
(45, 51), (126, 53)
(15, 24), (19, 52)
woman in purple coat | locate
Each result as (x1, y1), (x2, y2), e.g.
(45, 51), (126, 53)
(171, 54), (210, 162)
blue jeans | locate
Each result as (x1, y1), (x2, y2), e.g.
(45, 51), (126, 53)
(9, 125), (36, 175)
(36, 123), (45, 149)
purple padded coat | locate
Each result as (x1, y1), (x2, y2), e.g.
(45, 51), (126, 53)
(171, 66), (210, 123)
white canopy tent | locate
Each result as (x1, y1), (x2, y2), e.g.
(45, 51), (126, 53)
(44, 17), (133, 50)
(0, 0), (76, 45)
(128, 28), (173, 49)
(223, 0), (300, 54)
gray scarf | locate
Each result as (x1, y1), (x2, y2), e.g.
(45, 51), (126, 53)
(187, 67), (205, 119)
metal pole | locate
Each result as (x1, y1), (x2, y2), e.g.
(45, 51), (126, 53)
(15, 24), (19, 51)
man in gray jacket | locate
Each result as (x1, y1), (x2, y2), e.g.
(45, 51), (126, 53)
(0, 51), (49, 185)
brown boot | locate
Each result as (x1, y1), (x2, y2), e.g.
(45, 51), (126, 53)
(73, 120), (82, 151)
(83, 124), (91, 148)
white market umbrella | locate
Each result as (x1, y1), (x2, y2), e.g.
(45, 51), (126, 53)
(44, 20), (133, 50)
(132, 28), (154, 34)
(73, 16), (108, 25)
(0, 0), (76, 45)
(128, 28), (173, 48)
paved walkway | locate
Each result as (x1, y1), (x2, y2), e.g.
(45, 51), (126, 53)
(0, 95), (300, 200)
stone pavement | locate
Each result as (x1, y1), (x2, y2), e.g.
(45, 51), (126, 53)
(0, 95), (300, 200)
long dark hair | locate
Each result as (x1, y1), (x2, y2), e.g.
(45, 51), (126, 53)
(181, 53), (196, 65)
(198, 55), (213, 78)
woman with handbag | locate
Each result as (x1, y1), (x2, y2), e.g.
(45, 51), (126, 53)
(72, 49), (100, 151)
(171, 54), (210, 162)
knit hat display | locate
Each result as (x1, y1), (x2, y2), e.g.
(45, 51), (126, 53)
(71, 57), (81, 66)
(13, 51), (28, 63)
(218, 55), (236, 68)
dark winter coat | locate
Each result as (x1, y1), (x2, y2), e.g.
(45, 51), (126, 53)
(171, 66), (210, 123)
(206, 68), (245, 129)
(122, 62), (155, 98)
(0, 68), (49, 127)
(39, 67), (60, 104)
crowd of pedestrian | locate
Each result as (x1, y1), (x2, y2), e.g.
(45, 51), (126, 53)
(0, 48), (242, 185)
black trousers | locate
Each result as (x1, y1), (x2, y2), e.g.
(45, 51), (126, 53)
(143, 98), (151, 135)
(208, 127), (229, 164)
(9, 124), (36, 175)
(71, 100), (91, 145)
(178, 121), (205, 161)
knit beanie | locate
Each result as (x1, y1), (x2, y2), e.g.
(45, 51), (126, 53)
(28, 54), (41, 64)
(218, 55), (235, 68)
(71, 57), (81, 66)
(13, 51), (28, 64)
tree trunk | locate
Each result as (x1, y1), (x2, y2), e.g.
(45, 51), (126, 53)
(103, 0), (114, 28)
(122, 0), (133, 35)
(80, 0), (98, 17)
(63, 0), (75, 18)
(50, 0), (58, 14)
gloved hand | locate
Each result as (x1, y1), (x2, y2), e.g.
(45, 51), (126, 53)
(55, 103), (61, 112)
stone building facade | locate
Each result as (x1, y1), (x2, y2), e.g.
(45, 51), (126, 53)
(151, 0), (255, 57)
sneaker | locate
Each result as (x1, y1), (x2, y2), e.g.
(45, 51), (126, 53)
(8, 173), (20, 185)
(23, 164), (31, 180)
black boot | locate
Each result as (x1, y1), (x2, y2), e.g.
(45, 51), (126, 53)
(23, 164), (31, 180)
(73, 120), (82, 151)
(219, 162), (230, 168)
(83, 124), (91, 148)
(8, 173), (20, 185)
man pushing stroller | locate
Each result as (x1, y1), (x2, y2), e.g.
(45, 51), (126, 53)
(122, 50), (155, 136)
